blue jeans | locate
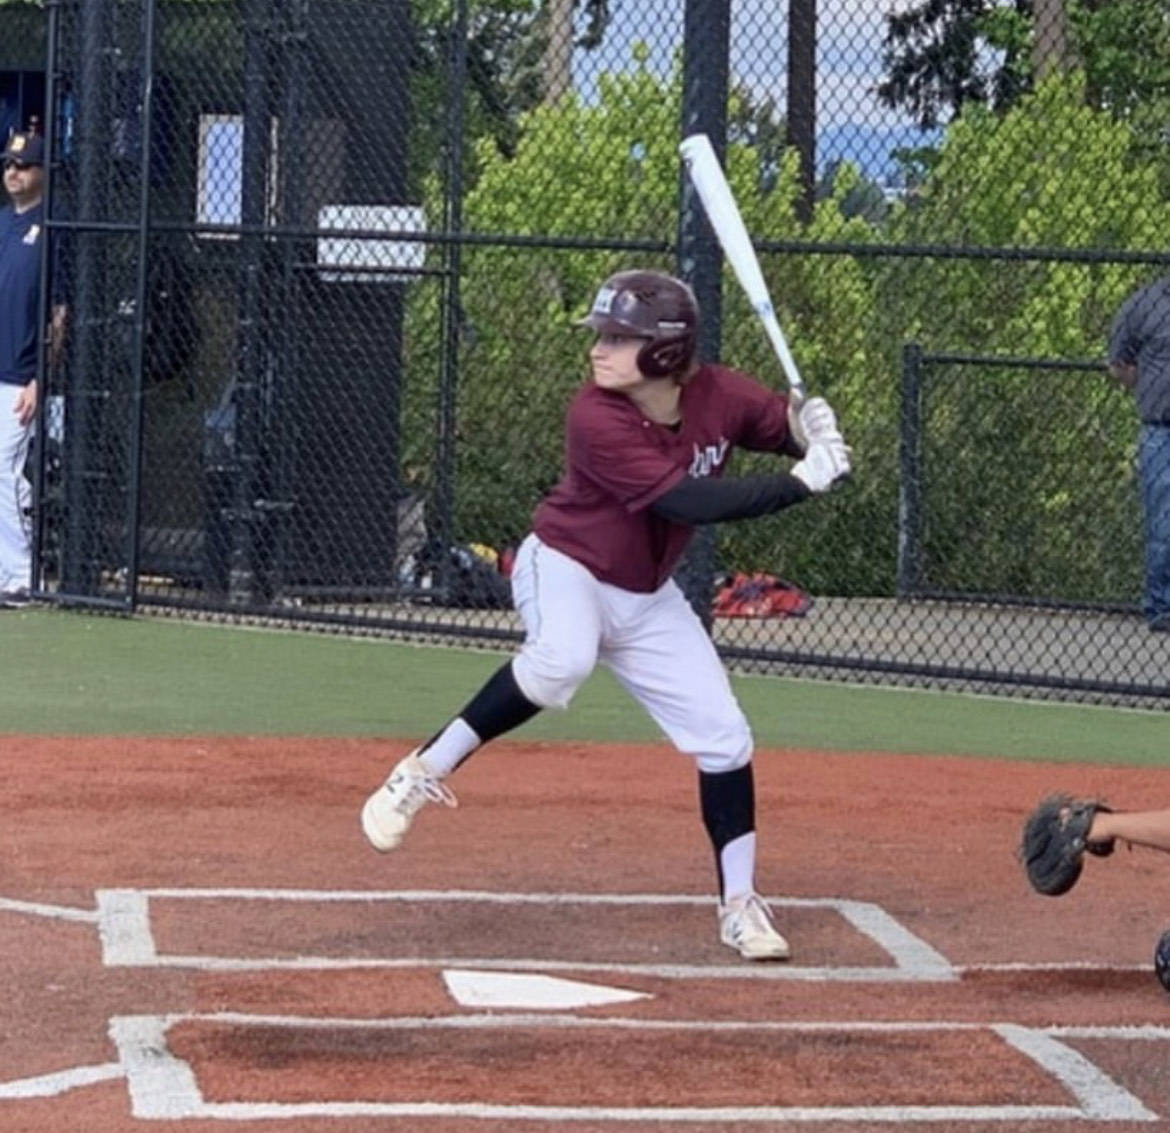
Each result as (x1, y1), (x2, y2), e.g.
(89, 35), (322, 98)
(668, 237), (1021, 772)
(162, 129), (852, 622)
(1138, 424), (1170, 625)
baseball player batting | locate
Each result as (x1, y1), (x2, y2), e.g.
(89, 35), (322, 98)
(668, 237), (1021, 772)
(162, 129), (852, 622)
(362, 268), (850, 960)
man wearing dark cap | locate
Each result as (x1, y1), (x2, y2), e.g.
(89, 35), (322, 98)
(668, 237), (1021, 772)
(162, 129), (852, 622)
(1, 130), (65, 606)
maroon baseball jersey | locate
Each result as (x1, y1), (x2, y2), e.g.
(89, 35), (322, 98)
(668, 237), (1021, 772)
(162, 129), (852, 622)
(532, 363), (794, 592)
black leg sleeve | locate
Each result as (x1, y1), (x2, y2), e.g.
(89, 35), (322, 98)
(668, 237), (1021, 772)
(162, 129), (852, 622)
(699, 764), (756, 892)
(458, 660), (542, 744)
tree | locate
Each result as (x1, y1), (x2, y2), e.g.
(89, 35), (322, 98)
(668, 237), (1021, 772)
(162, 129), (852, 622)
(727, 84), (787, 193)
(815, 159), (890, 224)
(879, 0), (1170, 152)
(1032, 0), (1073, 80)
(539, 0), (610, 104)
(410, 0), (611, 170)
(877, 0), (1033, 130)
(877, 72), (1170, 599)
(1069, 0), (1170, 191)
(885, 71), (1169, 354)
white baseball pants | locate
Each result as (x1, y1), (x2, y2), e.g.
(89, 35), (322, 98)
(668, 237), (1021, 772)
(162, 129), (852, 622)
(510, 533), (753, 773)
(0, 383), (33, 591)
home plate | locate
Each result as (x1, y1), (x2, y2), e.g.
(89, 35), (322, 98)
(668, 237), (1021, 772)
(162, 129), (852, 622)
(442, 968), (651, 1010)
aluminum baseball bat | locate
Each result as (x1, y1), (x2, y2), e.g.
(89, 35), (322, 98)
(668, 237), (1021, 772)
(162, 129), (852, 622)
(679, 133), (805, 400)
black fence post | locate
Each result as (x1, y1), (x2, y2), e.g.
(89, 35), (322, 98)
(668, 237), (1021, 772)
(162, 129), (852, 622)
(30, 0), (62, 597)
(897, 341), (923, 598)
(265, 0), (310, 600)
(123, 0), (158, 609)
(226, 0), (274, 606)
(676, 0), (730, 631)
(62, 0), (113, 598)
(787, 0), (816, 224)
(433, 0), (468, 603)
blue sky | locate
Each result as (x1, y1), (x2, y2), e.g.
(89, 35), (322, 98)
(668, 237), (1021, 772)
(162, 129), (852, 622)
(574, 0), (939, 181)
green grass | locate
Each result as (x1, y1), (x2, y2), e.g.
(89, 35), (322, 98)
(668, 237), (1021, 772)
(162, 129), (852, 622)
(1, 607), (1167, 763)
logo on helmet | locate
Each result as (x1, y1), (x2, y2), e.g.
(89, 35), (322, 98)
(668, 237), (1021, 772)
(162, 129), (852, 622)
(591, 286), (618, 315)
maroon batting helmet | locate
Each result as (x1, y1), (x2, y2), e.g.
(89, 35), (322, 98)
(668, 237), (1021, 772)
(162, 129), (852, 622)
(579, 269), (698, 378)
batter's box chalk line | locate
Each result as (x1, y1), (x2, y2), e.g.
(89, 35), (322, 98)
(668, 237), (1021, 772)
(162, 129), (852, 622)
(0, 889), (1164, 1120)
(98, 1013), (1161, 1123)
(91, 887), (957, 981)
(0, 1015), (1164, 1120)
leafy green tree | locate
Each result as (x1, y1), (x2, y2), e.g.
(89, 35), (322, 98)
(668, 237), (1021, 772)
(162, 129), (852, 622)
(881, 0), (1170, 164)
(885, 72), (1169, 356)
(878, 0), (1033, 130)
(410, 0), (611, 171)
(816, 159), (890, 225)
(1068, 0), (1170, 193)
(718, 150), (886, 593)
(878, 72), (1170, 599)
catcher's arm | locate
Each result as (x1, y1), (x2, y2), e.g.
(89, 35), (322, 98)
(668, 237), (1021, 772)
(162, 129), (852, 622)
(1020, 794), (1114, 897)
(1086, 807), (1170, 854)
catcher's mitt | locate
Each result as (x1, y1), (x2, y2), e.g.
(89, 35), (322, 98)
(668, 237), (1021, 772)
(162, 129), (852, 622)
(1154, 930), (1170, 993)
(1020, 793), (1114, 897)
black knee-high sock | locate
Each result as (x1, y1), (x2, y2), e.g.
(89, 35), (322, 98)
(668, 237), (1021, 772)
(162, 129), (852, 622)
(698, 764), (756, 897)
(460, 661), (542, 741)
(419, 661), (542, 774)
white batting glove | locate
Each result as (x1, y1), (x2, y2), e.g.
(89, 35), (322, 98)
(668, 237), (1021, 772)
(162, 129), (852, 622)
(791, 433), (851, 494)
(787, 396), (839, 453)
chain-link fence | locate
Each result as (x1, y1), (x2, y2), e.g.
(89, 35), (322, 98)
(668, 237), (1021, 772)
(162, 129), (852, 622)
(11, 0), (1170, 705)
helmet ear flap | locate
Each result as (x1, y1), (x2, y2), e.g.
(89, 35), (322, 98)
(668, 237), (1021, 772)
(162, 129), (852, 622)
(637, 331), (695, 378)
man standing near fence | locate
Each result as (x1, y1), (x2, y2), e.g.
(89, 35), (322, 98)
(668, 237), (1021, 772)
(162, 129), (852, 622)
(1108, 276), (1170, 633)
(0, 129), (65, 607)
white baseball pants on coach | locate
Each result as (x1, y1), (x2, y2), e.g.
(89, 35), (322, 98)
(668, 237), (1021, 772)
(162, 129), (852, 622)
(509, 533), (753, 774)
(0, 383), (33, 591)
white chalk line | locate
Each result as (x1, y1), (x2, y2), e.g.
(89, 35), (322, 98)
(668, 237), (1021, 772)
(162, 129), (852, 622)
(4, 887), (1149, 977)
(0, 1063), (123, 1099)
(90, 887), (956, 981)
(2, 888), (1165, 1121)
(103, 1012), (1165, 1123)
(995, 1024), (1157, 1121)
(0, 895), (97, 923)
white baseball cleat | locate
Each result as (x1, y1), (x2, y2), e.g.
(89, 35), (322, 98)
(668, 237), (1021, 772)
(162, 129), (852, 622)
(360, 750), (458, 852)
(718, 892), (791, 960)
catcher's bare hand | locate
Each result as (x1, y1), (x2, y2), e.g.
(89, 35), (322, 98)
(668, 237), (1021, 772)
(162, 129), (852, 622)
(1019, 793), (1114, 897)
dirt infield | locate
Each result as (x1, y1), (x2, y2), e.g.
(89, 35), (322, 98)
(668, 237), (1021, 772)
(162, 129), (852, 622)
(5, 734), (1170, 1131)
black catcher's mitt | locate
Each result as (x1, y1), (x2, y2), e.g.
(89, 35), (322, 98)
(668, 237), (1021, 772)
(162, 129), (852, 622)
(1154, 930), (1170, 993)
(1020, 794), (1114, 897)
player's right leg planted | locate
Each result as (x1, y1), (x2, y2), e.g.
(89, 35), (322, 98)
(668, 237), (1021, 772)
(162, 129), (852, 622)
(719, 892), (790, 961)
(361, 749), (458, 852)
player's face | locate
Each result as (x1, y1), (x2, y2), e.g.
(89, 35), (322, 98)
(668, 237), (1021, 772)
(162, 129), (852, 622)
(589, 333), (648, 390)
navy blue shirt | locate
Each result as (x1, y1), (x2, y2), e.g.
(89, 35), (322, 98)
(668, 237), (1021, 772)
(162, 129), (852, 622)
(1109, 274), (1170, 425)
(0, 201), (48, 386)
